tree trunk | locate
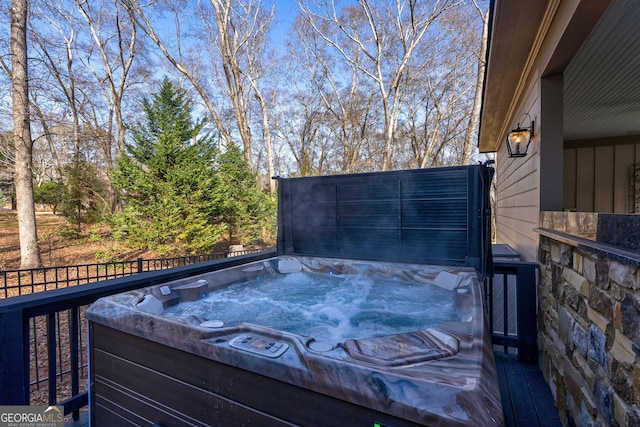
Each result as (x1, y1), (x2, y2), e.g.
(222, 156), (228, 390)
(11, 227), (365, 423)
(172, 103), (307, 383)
(249, 81), (275, 192)
(462, 7), (489, 165)
(11, 0), (42, 268)
(210, 0), (254, 170)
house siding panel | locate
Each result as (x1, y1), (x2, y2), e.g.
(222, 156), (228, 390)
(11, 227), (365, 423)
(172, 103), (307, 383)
(563, 142), (640, 213)
(495, 77), (541, 262)
(594, 145), (614, 212)
(576, 147), (595, 211)
(496, 148), (540, 262)
(614, 144), (635, 212)
(563, 148), (577, 210)
(499, 168), (538, 201)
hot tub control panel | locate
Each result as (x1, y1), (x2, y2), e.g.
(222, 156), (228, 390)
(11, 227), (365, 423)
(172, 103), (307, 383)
(229, 334), (289, 358)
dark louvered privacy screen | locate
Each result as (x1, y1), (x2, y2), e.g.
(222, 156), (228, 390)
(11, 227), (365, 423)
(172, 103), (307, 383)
(276, 163), (494, 276)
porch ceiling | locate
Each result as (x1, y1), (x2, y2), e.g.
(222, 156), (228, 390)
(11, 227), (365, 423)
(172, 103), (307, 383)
(479, 0), (638, 152)
(564, 0), (640, 141)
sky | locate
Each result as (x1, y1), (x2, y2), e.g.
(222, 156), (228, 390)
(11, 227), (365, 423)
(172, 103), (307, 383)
(272, 0), (302, 51)
(275, 0), (300, 28)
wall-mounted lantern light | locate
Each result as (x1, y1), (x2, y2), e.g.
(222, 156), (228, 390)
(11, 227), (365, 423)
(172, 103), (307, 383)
(507, 113), (534, 158)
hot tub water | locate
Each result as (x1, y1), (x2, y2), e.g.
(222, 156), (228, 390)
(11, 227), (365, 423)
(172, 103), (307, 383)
(163, 270), (460, 343)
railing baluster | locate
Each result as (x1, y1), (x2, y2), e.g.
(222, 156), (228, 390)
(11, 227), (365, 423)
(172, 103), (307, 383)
(47, 312), (57, 405)
(70, 307), (80, 421)
(488, 275), (494, 337)
(56, 313), (64, 384)
(32, 317), (40, 390)
(80, 307), (87, 379)
(502, 272), (508, 354)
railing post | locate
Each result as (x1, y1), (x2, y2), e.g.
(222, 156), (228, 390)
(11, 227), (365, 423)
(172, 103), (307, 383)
(137, 257), (143, 273)
(0, 309), (30, 405)
(517, 264), (538, 363)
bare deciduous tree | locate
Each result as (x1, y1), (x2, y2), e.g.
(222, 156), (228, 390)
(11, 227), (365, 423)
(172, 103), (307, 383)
(462, 1), (489, 165)
(30, 0), (83, 159)
(293, 14), (377, 173)
(123, 0), (278, 188)
(299, 0), (464, 171)
(0, 132), (15, 207)
(207, 0), (256, 168)
(76, 0), (139, 156)
(123, 0), (235, 149)
(11, 0), (42, 268)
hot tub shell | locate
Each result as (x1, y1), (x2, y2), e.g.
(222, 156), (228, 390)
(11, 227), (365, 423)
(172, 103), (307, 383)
(87, 256), (503, 426)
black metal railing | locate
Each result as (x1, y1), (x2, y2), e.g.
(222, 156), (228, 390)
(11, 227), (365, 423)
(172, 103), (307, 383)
(0, 249), (277, 423)
(1, 249), (266, 299)
(485, 260), (539, 363)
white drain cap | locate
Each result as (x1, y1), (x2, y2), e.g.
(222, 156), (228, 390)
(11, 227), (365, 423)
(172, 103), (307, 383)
(308, 341), (334, 352)
(200, 320), (225, 328)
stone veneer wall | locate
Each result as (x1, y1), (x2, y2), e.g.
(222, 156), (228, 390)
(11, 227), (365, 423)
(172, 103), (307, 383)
(538, 236), (640, 426)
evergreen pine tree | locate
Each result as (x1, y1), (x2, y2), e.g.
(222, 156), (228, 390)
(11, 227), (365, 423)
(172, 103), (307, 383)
(111, 77), (224, 254)
(61, 158), (107, 228)
(216, 142), (275, 244)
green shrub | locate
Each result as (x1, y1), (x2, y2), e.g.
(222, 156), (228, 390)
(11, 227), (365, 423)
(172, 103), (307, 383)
(34, 181), (63, 213)
(60, 159), (108, 227)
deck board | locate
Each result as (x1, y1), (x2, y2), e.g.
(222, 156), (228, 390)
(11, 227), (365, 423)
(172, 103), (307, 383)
(495, 351), (561, 427)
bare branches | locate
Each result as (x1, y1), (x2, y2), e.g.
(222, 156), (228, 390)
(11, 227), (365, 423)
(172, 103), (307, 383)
(121, 0), (277, 177)
(297, 0), (466, 170)
(122, 0), (235, 152)
(76, 0), (138, 155)
(0, 0), (487, 203)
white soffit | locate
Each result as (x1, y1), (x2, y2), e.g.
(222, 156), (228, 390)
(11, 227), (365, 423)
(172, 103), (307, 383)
(478, 0), (550, 153)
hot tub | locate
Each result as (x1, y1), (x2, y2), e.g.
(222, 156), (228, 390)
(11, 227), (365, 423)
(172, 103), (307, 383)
(87, 255), (503, 426)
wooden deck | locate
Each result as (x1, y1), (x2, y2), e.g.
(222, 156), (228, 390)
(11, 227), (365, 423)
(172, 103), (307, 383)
(495, 351), (561, 427)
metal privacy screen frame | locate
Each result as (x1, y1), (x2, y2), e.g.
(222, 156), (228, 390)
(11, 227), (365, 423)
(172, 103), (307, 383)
(276, 163), (494, 276)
